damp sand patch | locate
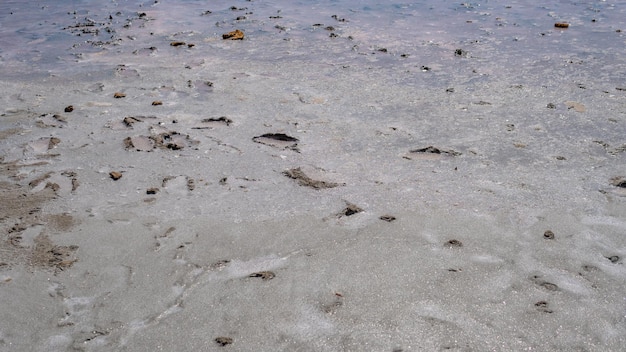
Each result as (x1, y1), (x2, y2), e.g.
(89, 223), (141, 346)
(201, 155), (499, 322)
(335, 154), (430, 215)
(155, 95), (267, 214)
(283, 167), (344, 189)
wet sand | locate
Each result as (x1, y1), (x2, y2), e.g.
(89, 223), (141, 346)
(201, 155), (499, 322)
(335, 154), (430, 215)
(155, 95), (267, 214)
(1, 1), (626, 351)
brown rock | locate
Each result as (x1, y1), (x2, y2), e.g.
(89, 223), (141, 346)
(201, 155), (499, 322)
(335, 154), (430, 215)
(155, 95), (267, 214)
(64, 105), (74, 113)
(48, 137), (61, 149)
(555, 22), (570, 28)
(151, 100), (163, 106)
(113, 92), (126, 98)
(109, 171), (123, 180)
(222, 29), (244, 40)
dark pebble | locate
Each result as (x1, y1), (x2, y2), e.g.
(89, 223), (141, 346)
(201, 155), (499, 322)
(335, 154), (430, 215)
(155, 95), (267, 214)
(214, 337), (233, 346)
(534, 300), (553, 313)
(249, 271), (275, 280)
(445, 239), (463, 248)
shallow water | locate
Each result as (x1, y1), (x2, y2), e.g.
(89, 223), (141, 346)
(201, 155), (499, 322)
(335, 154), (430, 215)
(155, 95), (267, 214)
(1, 1), (626, 351)
(2, 1), (625, 81)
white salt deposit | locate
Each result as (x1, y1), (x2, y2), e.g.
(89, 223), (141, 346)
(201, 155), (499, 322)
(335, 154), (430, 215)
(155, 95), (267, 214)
(1, 0), (625, 351)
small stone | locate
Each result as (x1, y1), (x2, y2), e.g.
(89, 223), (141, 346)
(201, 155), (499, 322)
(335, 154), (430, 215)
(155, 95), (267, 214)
(146, 187), (159, 194)
(123, 116), (141, 127)
(113, 92), (126, 98)
(379, 215), (396, 222)
(151, 100), (163, 106)
(534, 301), (553, 313)
(222, 29), (244, 40)
(249, 271), (275, 280)
(341, 203), (363, 217)
(554, 22), (570, 28)
(48, 137), (61, 149)
(454, 48), (467, 57)
(445, 239), (463, 248)
(64, 105), (74, 112)
(109, 171), (123, 180)
(170, 41), (186, 47)
(543, 230), (555, 240)
(214, 337), (233, 346)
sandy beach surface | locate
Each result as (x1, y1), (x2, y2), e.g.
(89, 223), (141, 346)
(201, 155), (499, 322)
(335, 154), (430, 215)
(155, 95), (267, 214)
(1, 1), (626, 351)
